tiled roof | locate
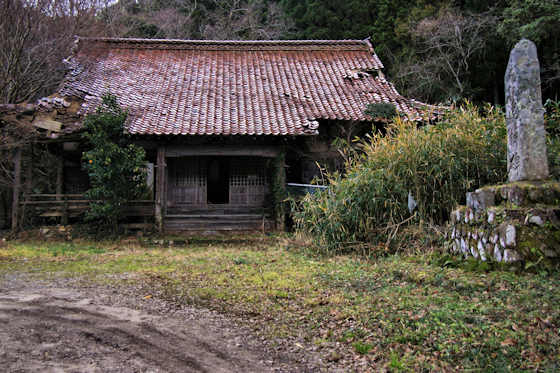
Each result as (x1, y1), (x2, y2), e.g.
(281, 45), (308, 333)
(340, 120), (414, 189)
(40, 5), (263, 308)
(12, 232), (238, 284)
(60, 37), (434, 136)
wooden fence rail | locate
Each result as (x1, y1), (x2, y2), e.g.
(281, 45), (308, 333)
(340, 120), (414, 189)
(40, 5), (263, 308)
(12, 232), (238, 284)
(19, 194), (155, 227)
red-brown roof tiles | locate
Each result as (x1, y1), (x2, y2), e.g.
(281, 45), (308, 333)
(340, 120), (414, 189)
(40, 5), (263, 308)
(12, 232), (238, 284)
(60, 37), (433, 136)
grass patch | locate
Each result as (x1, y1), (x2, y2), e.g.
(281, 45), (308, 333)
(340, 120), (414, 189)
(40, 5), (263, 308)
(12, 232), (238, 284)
(1, 234), (559, 371)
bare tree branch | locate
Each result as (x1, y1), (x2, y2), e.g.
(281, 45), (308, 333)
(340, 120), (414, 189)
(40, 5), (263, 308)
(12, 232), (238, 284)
(395, 8), (496, 102)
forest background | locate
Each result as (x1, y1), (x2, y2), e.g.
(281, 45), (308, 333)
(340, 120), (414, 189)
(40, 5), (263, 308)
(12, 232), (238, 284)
(1, 0), (559, 107)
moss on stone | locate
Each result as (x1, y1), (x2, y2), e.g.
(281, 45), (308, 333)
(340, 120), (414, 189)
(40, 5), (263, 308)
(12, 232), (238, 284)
(516, 225), (560, 260)
(477, 180), (560, 206)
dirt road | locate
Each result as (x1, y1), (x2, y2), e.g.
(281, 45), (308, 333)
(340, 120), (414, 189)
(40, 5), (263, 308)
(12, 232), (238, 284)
(0, 276), (317, 372)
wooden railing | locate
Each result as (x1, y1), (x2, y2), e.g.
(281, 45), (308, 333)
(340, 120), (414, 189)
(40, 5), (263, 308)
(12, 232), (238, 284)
(19, 194), (155, 226)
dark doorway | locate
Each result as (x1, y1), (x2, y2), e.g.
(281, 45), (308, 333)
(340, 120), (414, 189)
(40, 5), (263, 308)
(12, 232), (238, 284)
(207, 158), (229, 204)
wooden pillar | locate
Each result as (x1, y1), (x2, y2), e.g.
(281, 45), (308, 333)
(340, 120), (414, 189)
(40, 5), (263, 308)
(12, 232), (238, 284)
(20, 145), (33, 228)
(11, 147), (22, 233)
(24, 144), (33, 194)
(155, 146), (166, 232)
(272, 151), (286, 231)
(56, 153), (64, 199)
(54, 146), (66, 225)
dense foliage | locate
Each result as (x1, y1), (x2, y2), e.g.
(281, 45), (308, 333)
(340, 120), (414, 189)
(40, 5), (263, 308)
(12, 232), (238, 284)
(546, 99), (560, 180)
(293, 104), (509, 252)
(282, 0), (560, 103)
(81, 94), (146, 230)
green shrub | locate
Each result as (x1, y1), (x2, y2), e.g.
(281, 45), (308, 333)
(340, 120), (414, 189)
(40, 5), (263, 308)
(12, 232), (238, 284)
(364, 102), (398, 119)
(292, 103), (508, 252)
(545, 99), (560, 180)
(81, 93), (146, 231)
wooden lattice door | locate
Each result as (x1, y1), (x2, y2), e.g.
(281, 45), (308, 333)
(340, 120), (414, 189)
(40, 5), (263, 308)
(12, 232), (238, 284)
(229, 158), (268, 206)
(167, 157), (207, 207)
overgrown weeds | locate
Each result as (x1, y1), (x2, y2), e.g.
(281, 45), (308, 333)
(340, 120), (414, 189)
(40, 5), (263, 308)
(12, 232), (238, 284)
(293, 103), (507, 252)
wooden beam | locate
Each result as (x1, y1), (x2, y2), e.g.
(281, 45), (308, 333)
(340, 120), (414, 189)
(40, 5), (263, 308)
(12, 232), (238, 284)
(32, 118), (62, 132)
(155, 146), (166, 232)
(165, 145), (280, 158)
(11, 147), (22, 233)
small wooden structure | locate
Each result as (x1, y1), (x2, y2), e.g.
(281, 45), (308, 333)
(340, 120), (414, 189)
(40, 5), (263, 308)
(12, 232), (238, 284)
(3, 37), (437, 232)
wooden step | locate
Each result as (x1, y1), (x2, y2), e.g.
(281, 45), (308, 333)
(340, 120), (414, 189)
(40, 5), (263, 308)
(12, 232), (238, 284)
(166, 205), (270, 215)
(164, 214), (272, 232)
(165, 214), (269, 219)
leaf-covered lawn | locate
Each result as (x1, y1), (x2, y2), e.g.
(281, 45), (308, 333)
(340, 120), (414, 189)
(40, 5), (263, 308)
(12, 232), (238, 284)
(1, 234), (559, 371)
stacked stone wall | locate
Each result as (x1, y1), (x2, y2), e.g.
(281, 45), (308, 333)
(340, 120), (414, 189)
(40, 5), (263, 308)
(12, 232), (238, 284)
(447, 181), (560, 263)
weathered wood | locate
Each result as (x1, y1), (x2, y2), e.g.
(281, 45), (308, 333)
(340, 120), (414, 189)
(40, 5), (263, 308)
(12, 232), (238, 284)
(25, 145), (33, 194)
(20, 200), (91, 205)
(62, 142), (79, 152)
(62, 198), (69, 225)
(272, 151), (286, 231)
(167, 157), (207, 206)
(22, 195), (154, 220)
(11, 147), (22, 232)
(164, 214), (273, 232)
(122, 223), (152, 229)
(32, 118), (62, 132)
(166, 145), (280, 158)
(26, 194), (84, 198)
(20, 194), (154, 202)
(166, 205), (270, 216)
(229, 158), (268, 206)
(56, 153), (64, 201)
(155, 146), (166, 232)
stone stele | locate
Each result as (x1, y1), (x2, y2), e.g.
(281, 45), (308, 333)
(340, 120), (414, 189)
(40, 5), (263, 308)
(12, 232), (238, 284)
(505, 39), (549, 182)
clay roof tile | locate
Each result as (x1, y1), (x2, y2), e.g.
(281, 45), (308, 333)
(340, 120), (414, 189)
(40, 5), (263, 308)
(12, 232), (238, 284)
(60, 37), (434, 136)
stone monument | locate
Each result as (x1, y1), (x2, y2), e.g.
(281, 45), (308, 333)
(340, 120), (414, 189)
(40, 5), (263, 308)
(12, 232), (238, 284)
(505, 39), (549, 182)
(446, 39), (560, 264)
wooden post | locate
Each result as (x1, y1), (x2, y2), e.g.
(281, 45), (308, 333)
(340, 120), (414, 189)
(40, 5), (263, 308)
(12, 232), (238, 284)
(11, 147), (22, 233)
(56, 150), (65, 225)
(272, 151), (287, 231)
(62, 195), (69, 226)
(21, 145), (33, 227)
(155, 146), (166, 232)
(56, 154), (63, 199)
(25, 145), (33, 194)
